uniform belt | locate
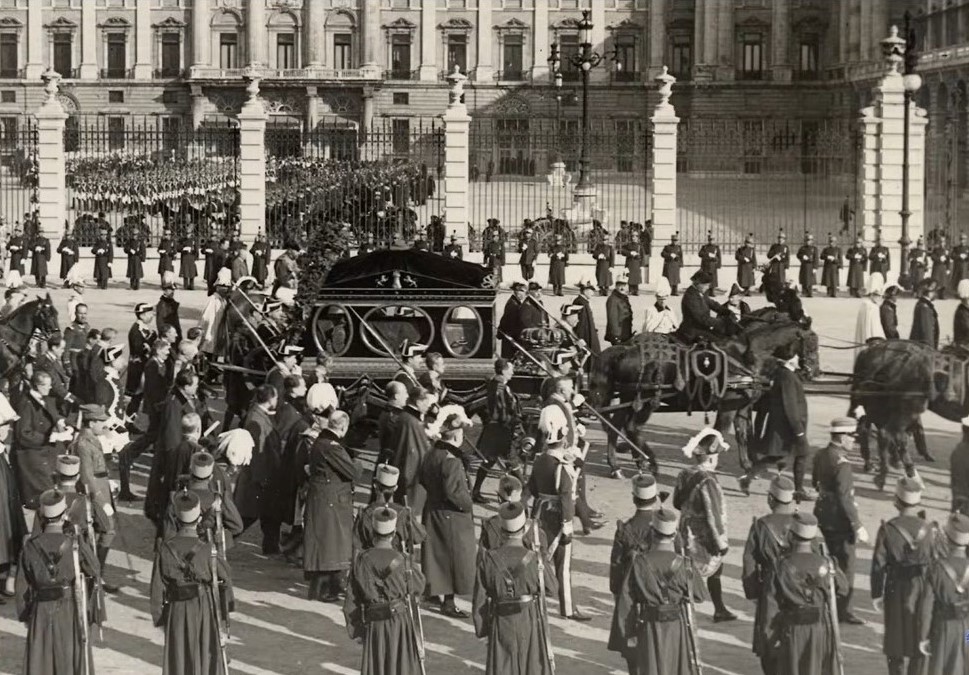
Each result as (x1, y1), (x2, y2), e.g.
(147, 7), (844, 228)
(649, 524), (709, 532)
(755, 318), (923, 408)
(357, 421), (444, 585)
(363, 599), (406, 623)
(93, 471), (109, 478)
(889, 564), (926, 580)
(938, 604), (969, 620)
(780, 606), (822, 625)
(494, 595), (535, 616)
(639, 603), (683, 623)
(535, 494), (562, 507)
(167, 583), (200, 601)
(34, 584), (71, 602)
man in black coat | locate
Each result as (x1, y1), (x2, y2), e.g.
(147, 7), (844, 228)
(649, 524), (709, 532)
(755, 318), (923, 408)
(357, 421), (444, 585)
(956, 279), (969, 351)
(880, 284), (900, 339)
(92, 227), (113, 290)
(13, 371), (69, 510)
(30, 232), (50, 288)
(677, 270), (726, 343)
(518, 282), (546, 331)
(126, 302), (158, 416)
(604, 276), (633, 346)
(572, 280), (602, 369)
(742, 342), (813, 501)
(518, 228), (538, 281)
(497, 282), (526, 358)
(910, 278), (940, 349)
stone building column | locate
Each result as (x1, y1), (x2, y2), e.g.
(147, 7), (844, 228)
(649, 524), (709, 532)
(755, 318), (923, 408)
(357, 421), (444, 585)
(25, 1), (44, 79)
(648, 0), (667, 79)
(532, 0), (549, 81)
(590, 0), (607, 83)
(442, 68), (471, 247)
(848, 0), (860, 61)
(838, 0), (849, 64)
(419, 0), (437, 81)
(237, 75), (267, 242)
(35, 72), (68, 241)
(858, 104), (880, 241)
(79, 0), (98, 80)
(361, 0), (382, 77)
(192, 0), (211, 73)
(133, 0), (153, 80)
(248, 0), (267, 67)
(692, 0), (707, 80)
(649, 66), (680, 275)
(772, 0), (791, 82)
(716, 0), (733, 79)
(475, 0), (493, 82)
(305, 0), (325, 68)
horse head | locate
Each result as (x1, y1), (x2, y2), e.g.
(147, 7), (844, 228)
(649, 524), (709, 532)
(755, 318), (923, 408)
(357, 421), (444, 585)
(744, 319), (820, 382)
(35, 293), (60, 337)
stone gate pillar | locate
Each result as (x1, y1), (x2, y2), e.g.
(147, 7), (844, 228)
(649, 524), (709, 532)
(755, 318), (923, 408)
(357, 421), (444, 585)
(35, 70), (68, 242)
(442, 66), (471, 247)
(237, 70), (267, 242)
(649, 67), (679, 280)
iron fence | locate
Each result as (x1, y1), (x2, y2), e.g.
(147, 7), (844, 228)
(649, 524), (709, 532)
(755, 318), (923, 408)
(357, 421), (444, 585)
(468, 118), (652, 253)
(924, 104), (967, 245)
(0, 115), (38, 242)
(675, 117), (861, 249)
(64, 115), (240, 246)
(264, 117), (444, 247)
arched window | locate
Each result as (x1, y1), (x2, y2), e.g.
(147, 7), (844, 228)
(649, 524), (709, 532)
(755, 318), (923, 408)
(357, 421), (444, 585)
(211, 10), (244, 71)
(326, 10), (356, 71)
(268, 11), (299, 71)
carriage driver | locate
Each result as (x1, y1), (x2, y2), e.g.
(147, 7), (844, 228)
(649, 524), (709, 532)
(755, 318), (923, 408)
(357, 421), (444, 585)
(677, 270), (733, 343)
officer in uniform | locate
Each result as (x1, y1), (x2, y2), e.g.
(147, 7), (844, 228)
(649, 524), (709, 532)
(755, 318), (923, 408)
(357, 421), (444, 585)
(6, 225), (25, 274)
(30, 230), (50, 289)
(846, 234), (868, 298)
(497, 282), (526, 358)
(931, 234), (951, 299)
(472, 358), (525, 503)
(57, 228), (79, 287)
(256, 298), (286, 347)
(393, 341), (427, 397)
(771, 513), (848, 675)
(741, 475), (798, 675)
(870, 230), (892, 281)
(157, 227), (175, 279)
(594, 233), (615, 295)
(735, 233), (758, 295)
(92, 227), (113, 290)
(518, 227), (538, 282)
(149, 491), (232, 675)
(797, 232), (819, 297)
(767, 230), (790, 284)
(812, 416), (870, 625)
(677, 270), (728, 343)
(871, 477), (936, 675)
(660, 232), (683, 296)
(605, 274), (633, 346)
(344, 507), (426, 675)
(518, 282), (546, 331)
(623, 231), (644, 295)
(919, 512), (969, 674)
(353, 463), (425, 553)
(609, 506), (707, 675)
(821, 234), (843, 297)
(484, 230), (503, 283)
(126, 302), (158, 416)
(125, 230), (146, 290)
(443, 233), (463, 260)
(908, 236), (928, 288)
(472, 501), (558, 675)
(266, 344), (303, 403)
(698, 231), (722, 295)
(548, 234), (568, 296)
(15, 488), (101, 675)
(528, 405), (590, 622)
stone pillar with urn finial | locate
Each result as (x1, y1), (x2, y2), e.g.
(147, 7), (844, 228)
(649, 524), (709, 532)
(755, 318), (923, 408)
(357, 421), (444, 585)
(442, 65), (471, 248)
(35, 70), (69, 241)
(648, 66), (680, 276)
(237, 67), (267, 242)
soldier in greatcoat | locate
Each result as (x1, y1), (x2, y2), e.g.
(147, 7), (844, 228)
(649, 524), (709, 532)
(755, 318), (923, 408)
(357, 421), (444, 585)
(30, 231), (50, 289)
(605, 275), (633, 346)
(250, 232), (269, 289)
(478, 475), (547, 552)
(57, 228), (79, 286)
(735, 234), (757, 295)
(518, 228), (538, 281)
(15, 488), (101, 675)
(484, 231), (503, 284)
(812, 416), (870, 625)
(661, 233), (683, 296)
(472, 501), (558, 675)
(304, 411), (359, 602)
(623, 231), (644, 295)
(821, 233), (843, 297)
(918, 512), (969, 675)
(908, 237), (928, 288)
(871, 477), (936, 675)
(951, 232), (969, 294)
(741, 475), (798, 675)
(472, 358), (524, 503)
(548, 234), (568, 296)
(92, 228), (113, 290)
(157, 228), (175, 278)
(126, 302), (158, 415)
(767, 230), (790, 283)
(699, 231), (722, 294)
(201, 238), (222, 295)
(149, 491), (232, 675)
(610, 507), (707, 675)
(390, 388), (434, 513)
(931, 234), (951, 299)
(353, 464), (424, 553)
(6, 225), (24, 274)
(594, 232), (614, 295)
(177, 229), (198, 290)
(497, 282), (525, 359)
(161, 452), (243, 551)
(846, 234), (868, 297)
(572, 280), (601, 369)
(156, 273), (181, 340)
(13, 370), (69, 510)
(420, 407), (476, 618)
(672, 428), (737, 622)
(343, 507), (426, 675)
(870, 230), (892, 280)
(771, 513), (848, 675)
(797, 232), (819, 297)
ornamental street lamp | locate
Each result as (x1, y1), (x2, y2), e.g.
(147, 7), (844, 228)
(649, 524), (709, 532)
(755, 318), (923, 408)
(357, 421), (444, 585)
(547, 43), (565, 166)
(567, 10), (603, 199)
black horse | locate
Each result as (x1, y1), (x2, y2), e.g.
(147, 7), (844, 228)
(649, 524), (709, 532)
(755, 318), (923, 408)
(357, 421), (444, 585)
(0, 295), (60, 377)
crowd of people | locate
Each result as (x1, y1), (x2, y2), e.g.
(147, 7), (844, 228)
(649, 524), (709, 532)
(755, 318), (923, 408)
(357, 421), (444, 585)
(1, 218), (969, 675)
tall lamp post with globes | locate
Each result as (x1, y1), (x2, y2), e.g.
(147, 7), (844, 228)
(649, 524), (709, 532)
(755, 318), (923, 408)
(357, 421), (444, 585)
(897, 13), (921, 290)
(568, 10), (603, 205)
(547, 43), (565, 170)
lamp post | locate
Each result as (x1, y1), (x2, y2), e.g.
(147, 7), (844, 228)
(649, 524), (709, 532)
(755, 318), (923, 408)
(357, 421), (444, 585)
(568, 10), (603, 201)
(897, 14), (922, 289)
(547, 43), (564, 166)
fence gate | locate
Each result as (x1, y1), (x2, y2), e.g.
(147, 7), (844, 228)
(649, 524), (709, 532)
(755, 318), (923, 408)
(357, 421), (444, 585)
(64, 115), (240, 246)
(676, 117), (860, 250)
(0, 116), (37, 236)
(469, 117), (652, 252)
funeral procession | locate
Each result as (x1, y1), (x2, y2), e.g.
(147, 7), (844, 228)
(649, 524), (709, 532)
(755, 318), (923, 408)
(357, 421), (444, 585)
(4, 2), (969, 675)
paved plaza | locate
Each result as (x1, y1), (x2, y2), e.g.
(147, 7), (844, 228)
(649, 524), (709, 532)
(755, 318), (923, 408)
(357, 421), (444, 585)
(0, 280), (960, 675)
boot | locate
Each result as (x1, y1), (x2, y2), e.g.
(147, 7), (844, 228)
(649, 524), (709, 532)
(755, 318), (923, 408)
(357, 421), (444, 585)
(96, 546), (120, 594)
(117, 454), (138, 502)
(471, 466), (491, 504)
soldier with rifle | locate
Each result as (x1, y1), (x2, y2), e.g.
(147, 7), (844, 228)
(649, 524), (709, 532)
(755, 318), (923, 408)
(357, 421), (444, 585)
(478, 474), (546, 553)
(472, 502), (558, 674)
(343, 507), (427, 675)
(918, 512), (969, 674)
(161, 452), (244, 551)
(352, 464), (425, 553)
(15, 488), (101, 675)
(610, 506), (707, 674)
(771, 513), (848, 675)
(150, 490), (232, 675)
